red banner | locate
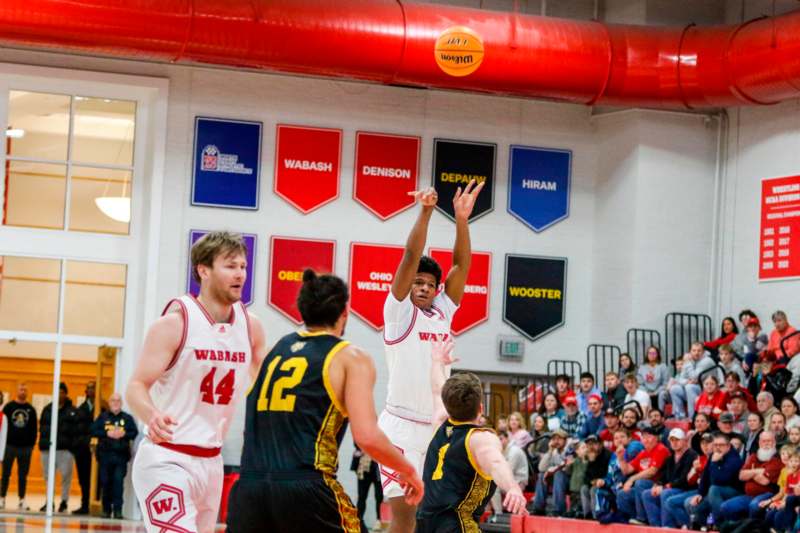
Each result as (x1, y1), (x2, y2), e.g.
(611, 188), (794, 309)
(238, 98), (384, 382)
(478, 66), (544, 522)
(274, 125), (342, 213)
(429, 248), (491, 335)
(348, 242), (405, 330)
(759, 175), (800, 281)
(269, 236), (336, 324)
(353, 132), (420, 220)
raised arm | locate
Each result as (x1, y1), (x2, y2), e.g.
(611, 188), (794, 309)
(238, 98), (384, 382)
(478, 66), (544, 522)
(470, 430), (528, 515)
(431, 339), (459, 427)
(445, 179), (485, 305)
(391, 188), (437, 301)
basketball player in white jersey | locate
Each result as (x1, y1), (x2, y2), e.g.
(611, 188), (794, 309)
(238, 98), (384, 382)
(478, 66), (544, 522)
(126, 231), (266, 533)
(379, 179), (484, 532)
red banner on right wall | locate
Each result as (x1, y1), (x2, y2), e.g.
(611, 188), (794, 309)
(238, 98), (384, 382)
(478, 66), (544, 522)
(760, 175), (800, 281)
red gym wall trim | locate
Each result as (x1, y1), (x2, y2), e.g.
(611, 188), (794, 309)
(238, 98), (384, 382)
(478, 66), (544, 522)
(1, 1), (800, 109)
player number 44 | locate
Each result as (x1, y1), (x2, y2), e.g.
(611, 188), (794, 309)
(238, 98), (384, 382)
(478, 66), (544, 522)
(200, 367), (235, 405)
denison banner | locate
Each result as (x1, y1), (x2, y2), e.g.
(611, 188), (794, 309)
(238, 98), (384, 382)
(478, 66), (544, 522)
(429, 248), (491, 335)
(354, 132), (420, 220)
(432, 139), (495, 222)
(187, 230), (257, 306)
(508, 145), (572, 232)
(348, 242), (405, 330)
(503, 254), (567, 341)
(760, 175), (800, 281)
(268, 237), (336, 324)
(274, 124), (342, 213)
(192, 117), (261, 209)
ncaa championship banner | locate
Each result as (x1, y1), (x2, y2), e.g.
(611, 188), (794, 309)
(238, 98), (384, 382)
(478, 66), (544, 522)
(354, 132), (420, 220)
(187, 230), (257, 306)
(348, 242), (405, 330)
(503, 254), (567, 341)
(429, 248), (491, 335)
(274, 124), (342, 214)
(268, 236), (336, 324)
(192, 117), (261, 209)
(432, 139), (495, 222)
(508, 145), (572, 232)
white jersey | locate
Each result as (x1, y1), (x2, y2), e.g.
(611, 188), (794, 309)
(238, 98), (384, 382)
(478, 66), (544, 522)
(149, 294), (252, 449)
(382, 291), (457, 422)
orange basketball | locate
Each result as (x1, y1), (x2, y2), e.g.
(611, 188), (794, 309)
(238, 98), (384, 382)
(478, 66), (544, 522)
(434, 26), (485, 77)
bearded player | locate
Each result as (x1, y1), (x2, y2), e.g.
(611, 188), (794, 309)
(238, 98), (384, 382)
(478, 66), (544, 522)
(379, 179), (484, 532)
(126, 231), (266, 533)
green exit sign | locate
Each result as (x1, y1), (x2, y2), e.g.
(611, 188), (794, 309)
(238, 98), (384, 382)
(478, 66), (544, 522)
(498, 335), (525, 361)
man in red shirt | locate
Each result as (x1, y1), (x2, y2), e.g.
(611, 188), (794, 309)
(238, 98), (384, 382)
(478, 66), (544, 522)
(717, 431), (782, 521)
(555, 374), (576, 407)
(764, 311), (799, 362)
(599, 409), (621, 450)
(614, 427), (671, 521)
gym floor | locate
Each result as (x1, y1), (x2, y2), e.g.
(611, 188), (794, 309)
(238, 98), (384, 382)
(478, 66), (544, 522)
(0, 512), (227, 532)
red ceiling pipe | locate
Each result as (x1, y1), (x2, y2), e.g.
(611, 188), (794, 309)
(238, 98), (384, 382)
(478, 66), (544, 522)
(1, 0), (800, 109)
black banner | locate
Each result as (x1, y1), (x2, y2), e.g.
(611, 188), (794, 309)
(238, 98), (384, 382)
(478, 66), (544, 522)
(503, 254), (567, 341)
(431, 139), (495, 222)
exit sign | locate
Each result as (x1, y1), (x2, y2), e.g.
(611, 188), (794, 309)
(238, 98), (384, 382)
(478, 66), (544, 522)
(498, 335), (525, 361)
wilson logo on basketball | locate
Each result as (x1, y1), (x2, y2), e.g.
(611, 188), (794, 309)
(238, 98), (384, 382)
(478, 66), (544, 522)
(434, 26), (485, 77)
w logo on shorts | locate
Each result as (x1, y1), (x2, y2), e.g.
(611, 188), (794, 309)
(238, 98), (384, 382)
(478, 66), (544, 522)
(146, 484), (187, 533)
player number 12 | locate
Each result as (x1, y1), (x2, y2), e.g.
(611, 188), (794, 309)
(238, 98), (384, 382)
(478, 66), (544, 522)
(256, 356), (309, 412)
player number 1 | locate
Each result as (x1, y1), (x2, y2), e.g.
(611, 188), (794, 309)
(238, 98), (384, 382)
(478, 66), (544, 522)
(432, 443), (450, 480)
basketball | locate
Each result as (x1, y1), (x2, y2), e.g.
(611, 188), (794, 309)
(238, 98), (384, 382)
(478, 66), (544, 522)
(434, 26), (484, 77)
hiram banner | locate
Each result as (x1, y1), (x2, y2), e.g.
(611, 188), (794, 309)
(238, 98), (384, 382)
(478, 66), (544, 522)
(508, 145), (572, 232)
(348, 242), (405, 330)
(268, 237), (336, 324)
(354, 132), (420, 220)
(187, 230), (257, 306)
(274, 124), (342, 214)
(432, 139), (495, 222)
(192, 117), (261, 209)
(503, 254), (567, 341)
(759, 175), (800, 281)
(429, 248), (491, 335)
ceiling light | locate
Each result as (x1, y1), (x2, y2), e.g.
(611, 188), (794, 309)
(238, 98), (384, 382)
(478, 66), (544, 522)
(95, 197), (130, 223)
(5, 128), (25, 138)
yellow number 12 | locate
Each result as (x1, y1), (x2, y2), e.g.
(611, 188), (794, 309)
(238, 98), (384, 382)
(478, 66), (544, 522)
(256, 356), (308, 412)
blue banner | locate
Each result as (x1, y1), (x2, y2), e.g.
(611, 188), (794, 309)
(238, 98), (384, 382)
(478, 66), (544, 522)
(508, 146), (571, 232)
(192, 117), (262, 209)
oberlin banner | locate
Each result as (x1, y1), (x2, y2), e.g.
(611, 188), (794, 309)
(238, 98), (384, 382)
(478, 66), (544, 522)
(759, 175), (800, 281)
(508, 145), (572, 232)
(429, 248), (491, 335)
(349, 243), (405, 330)
(192, 117), (261, 209)
(354, 132), (420, 220)
(187, 230), (257, 306)
(432, 139), (495, 222)
(274, 124), (342, 213)
(503, 254), (567, 341)
(269, 237), (336, 324)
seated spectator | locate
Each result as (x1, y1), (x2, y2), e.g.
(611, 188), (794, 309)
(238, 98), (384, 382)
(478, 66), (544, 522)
(670, 342), (718, 419)
(533, 428), (569, 516)
(763, 446), (800, 531)
(789, 426), (800, 447)
(724, 373), (758, 414)
(495, 416), (509, 433)
(731, 309), (758, 359)
(577, 372), (603, 415)
(750, 350), (792, 402)
(728, 391), (751, 434)
(637, 346), (668, 412)
(663, 433), (713, 528)
(689, 412), (715, 455)
(559, 397), (586, 438)
(758, 391), (781, 427)
(765, 310), (800, 362)
(555, 375), (577, 407)
(704, 317), (739, 358)
(771, 411), (789, 448)
(684, 432), (744, 528)
(604, 372), (627, 412)
(490, 430), (529, 518)
(719, 344), (746, 384)
(643, 408), (669, 447)
(614, 427), (672, 522)
(718, 431), (782, 522)
(526, 417), (550, 481)
(593, 429), (644, 519)
(538, 393), (563, 432)
(638, 428), (699, 526)
(599, 408), (621, 450)
(621, 408), (643, 441)
(695, 375), (729, 422)
(781, 396), (800, 429)
(717, 412), (742, 440)
(745, 412), (765, 456)
(578, 394), (605, 439)
(618, 353), (636, 380)
(507, 411), (533, 449)
(741, 316), (769, 374)
(622, 374), (651, 417)
(581, 434), (612, 519)
(565, 441), (589, 518)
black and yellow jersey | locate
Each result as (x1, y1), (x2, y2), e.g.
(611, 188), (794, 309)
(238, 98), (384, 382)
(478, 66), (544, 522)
(239, 330), (349, 475)
(417, 419), (497, 532)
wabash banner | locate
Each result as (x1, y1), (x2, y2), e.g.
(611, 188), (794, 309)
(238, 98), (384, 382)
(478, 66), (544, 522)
(508, 145), (572, 232)
(354, 132), (420, 220)
(503, 254), (567, 341)
(349, 243), (405, 330)
(187, 230), (257, 306)
(274, 125), (342, 213)
(269, 237), (336, 324)
(759, 175), (800, 281)
(429, 248), (491, 335)
(432, 139), (495, 222)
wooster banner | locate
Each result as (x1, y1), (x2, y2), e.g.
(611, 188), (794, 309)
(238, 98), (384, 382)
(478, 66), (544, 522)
(508, 145), (572, 232)
(348, 242), (405, 330)
(354, 132), (420, 220)
(187, 230), (257, 306)
(503, 254), (567, 341)
(429, 248), (491, 335)
(432, 139), (495, 222)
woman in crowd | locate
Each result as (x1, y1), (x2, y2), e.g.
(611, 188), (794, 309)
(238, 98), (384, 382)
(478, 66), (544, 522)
(703, 316), (739, 357)
(526, 415), (551, 483)
(637, 345), (669, 412)
(745, 412), (765, 455)
(538, 392), (564, 432)
(789, 426), (800, 447)
(689, 412), (714, 455)
(693, 374), (728, 421)
(618, 353), (636, 380)
(508, 411), (533, 448)
(781, 397), (800, 429)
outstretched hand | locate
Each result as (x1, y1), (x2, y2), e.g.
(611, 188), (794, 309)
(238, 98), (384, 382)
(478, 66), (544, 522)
(452, 179), (485, 221)
(431, 338), (459, 366)
(408, 187), (438, 208)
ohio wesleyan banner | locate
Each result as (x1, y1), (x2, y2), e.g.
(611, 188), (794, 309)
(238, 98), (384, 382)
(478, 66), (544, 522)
(503, 254), (567, 341)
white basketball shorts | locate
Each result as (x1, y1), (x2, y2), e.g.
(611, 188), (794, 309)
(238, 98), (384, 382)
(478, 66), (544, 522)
(377, 410), (435, 500)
